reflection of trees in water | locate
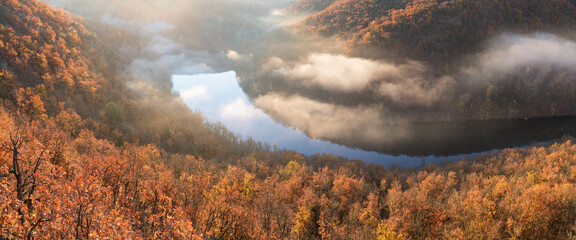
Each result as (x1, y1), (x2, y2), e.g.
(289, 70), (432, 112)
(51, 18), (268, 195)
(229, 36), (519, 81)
(331, 116), (576, 156)
(239, 59), (576, 157)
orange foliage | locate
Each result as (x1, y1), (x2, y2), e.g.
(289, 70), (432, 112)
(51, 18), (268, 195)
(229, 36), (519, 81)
(1, 0), (576, 239)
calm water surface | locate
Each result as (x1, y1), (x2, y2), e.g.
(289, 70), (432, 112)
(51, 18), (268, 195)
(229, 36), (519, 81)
(172, 71), (481, 167)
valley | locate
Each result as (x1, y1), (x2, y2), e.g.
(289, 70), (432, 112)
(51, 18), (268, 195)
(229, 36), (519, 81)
(1, 0), (576, 238)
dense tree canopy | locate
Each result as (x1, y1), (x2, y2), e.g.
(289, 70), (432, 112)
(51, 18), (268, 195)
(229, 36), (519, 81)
(1, 0), (576, 239)
(292, 0), (576, 63)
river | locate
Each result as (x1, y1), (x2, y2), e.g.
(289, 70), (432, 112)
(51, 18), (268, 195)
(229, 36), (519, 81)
(172, 71), (486, 167)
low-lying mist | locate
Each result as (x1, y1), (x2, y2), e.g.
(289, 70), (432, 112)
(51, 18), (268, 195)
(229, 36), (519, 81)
(252, 32), (576, 117)
(245, 32), (576, 155)
(465, 32), (576, 82)
(264, 54), (456, 106)
(42, 0), (576, 156)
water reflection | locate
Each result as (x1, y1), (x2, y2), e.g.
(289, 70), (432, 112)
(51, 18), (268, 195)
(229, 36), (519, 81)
(172, 71), (480, 167)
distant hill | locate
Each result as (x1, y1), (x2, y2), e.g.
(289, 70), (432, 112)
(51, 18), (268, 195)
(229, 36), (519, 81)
(243, 0), (576, 123)
(234, 0), (576, 152)
(290, 0), (576, 64)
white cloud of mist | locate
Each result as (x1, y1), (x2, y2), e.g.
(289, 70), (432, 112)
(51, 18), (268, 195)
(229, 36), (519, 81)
(98, 0), (302, 88)
(99, 15), (175, 37)
(226, 50), (242, 60)
(254, 93), (407, 143)
(270, 54), (396, 91)
(267, 54), (456, 106)
(142, 21), (175, 35)
(465, 32), (576, 80)
(377, 65), (456, 106)
(128, 46), (216, 84)
(92, 14), (226, 87)
(128, 35), (227, 86)
(145, 35), (181, 55)
(226, 50), (253, 63)
(262, 32), (576, 110)
(99, 14), (144, 34)
(42, 0), (313, 91)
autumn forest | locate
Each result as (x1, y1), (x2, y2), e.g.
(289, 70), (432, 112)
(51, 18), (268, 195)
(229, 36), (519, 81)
(2, 0), (576, 239)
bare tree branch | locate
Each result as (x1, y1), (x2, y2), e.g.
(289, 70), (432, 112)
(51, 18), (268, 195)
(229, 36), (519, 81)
(26, 218), (48, 240)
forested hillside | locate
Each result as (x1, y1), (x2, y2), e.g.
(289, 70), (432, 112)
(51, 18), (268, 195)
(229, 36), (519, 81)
(0, 0), (263, 160)
(292, 0), (576, 63)
(2, 0), (576, 239)
(243, 0), (576, 138)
